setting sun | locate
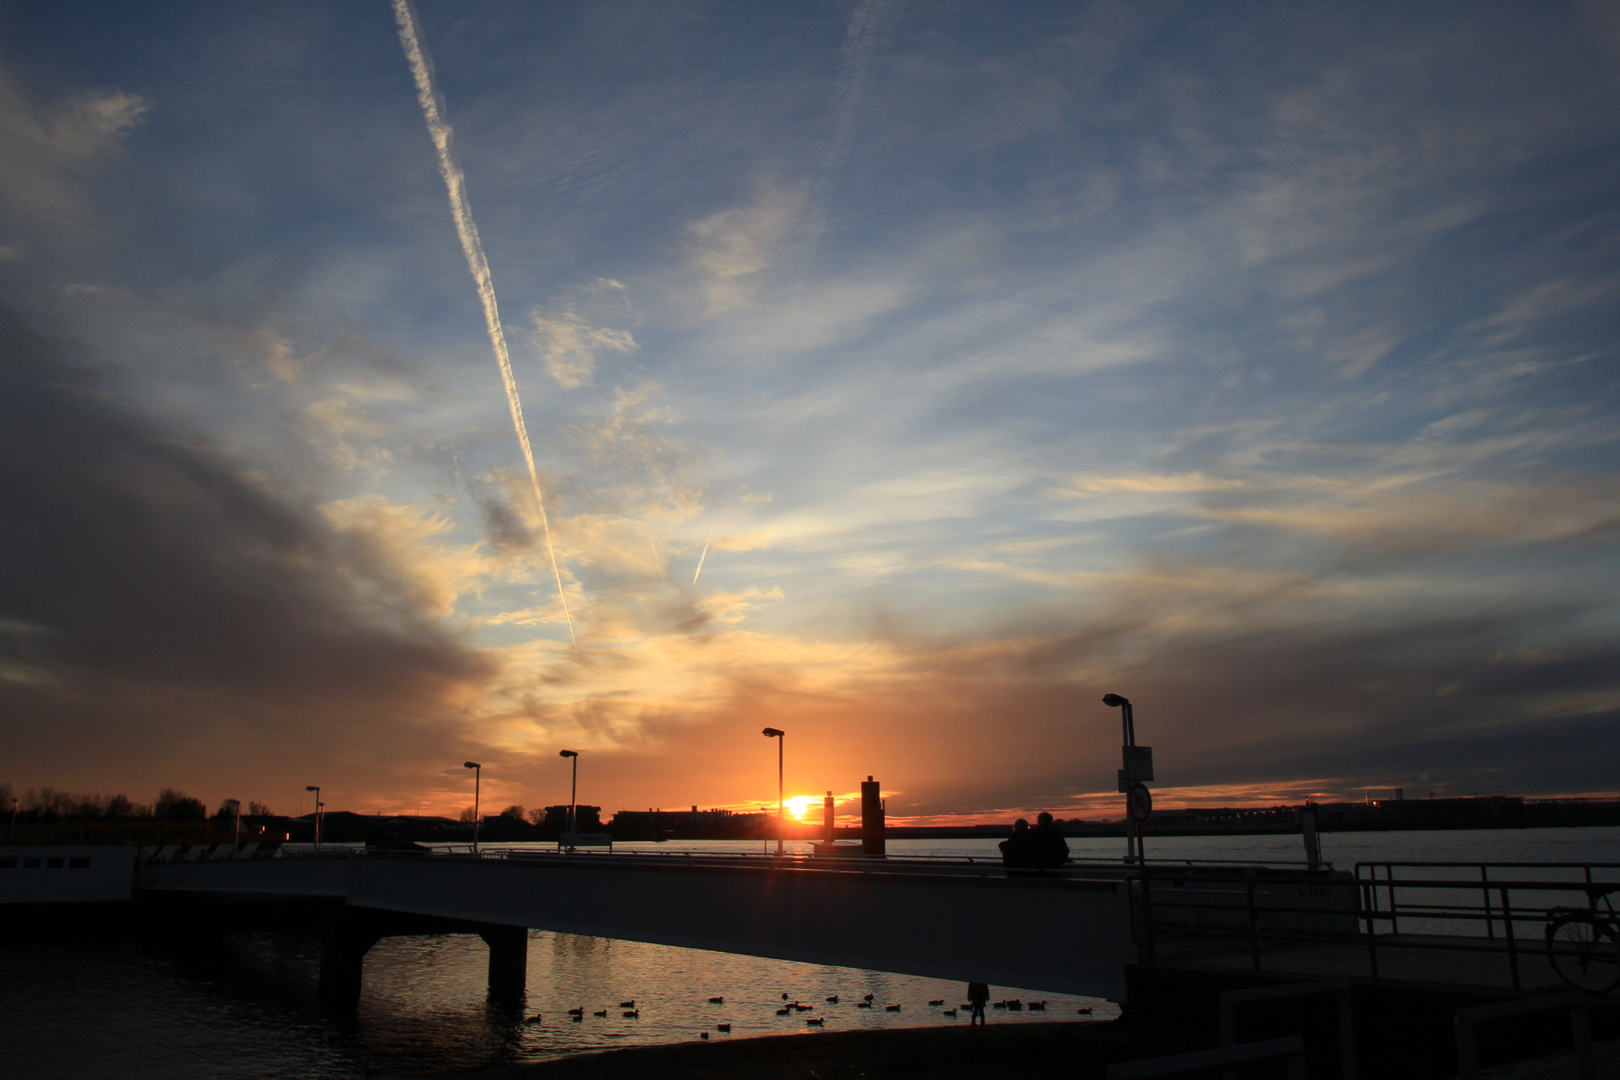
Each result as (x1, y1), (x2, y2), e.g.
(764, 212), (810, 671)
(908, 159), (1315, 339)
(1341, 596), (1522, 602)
(786, 796), (820, 821)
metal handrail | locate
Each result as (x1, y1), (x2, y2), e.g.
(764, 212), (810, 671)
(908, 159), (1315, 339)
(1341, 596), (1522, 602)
(1133, 860), (1620, 991)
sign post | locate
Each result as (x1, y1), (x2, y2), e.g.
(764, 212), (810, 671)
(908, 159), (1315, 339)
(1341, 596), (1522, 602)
(1128, 782), (1152, 822)
(1104, 694), (1152, 866)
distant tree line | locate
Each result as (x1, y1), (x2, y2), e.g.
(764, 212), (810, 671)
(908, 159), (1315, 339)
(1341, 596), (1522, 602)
(458, 804), (540, 825)
(0, 781), (254, 822)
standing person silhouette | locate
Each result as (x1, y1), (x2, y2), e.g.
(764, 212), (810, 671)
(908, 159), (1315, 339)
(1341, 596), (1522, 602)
(967, 981), (989, 1025)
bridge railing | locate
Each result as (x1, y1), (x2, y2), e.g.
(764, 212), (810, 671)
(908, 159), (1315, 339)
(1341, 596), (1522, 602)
(1353, 860), (1620, 990)
(1135, 860), (1620, 991)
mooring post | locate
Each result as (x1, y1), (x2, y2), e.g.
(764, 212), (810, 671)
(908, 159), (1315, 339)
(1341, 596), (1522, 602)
(861, 776), (886, 857)
(479, 923), (528, 999)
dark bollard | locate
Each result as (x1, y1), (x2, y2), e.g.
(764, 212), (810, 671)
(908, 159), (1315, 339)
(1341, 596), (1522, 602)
(861, 776), (886, 857)
(480, 924), (528, 1000)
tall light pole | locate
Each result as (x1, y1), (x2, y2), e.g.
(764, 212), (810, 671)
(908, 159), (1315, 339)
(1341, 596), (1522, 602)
(761, 728), (785, 856)
(559, 750), (579, 848)
(226, 798), (241, 850)
(304, 786), (323, 848)
(9, 796), (17, 841)
(1103, 694), (1150, 866)
(463, 762), (482, 853)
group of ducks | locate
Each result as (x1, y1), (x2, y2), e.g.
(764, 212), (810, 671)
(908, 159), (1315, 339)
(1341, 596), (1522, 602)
(770, 991), (901, 1020)
(526, 991), (1097, 1030)
(550, 999), (643, 1021)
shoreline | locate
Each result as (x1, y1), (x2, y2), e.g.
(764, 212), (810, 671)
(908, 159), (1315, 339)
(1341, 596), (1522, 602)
(441, 1020), (1146, 1080)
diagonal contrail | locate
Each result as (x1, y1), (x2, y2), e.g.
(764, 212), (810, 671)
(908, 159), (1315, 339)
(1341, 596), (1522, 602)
(392, 0), (575, 643)
(692, 530), (714, 587)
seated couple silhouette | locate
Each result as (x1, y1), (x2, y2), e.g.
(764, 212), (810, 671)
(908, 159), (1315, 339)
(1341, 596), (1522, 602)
(998, 811), (1069, 870)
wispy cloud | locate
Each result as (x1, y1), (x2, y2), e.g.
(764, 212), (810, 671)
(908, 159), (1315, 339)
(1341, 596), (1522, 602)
(526, 277), (639, 389)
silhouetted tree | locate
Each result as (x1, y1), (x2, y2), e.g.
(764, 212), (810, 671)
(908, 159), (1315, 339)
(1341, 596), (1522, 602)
(247, 800), (274, 816)
(105, 794), (136, 817)
(458, 806), (477, 823)
(154, 788), (206, 821)
(499, 804), (526, 822)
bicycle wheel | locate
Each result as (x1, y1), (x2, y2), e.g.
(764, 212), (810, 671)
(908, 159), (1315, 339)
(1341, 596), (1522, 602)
(1546, 915), (1620, 993)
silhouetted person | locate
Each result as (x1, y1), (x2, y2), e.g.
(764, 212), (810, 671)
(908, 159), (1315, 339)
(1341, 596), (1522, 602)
(967, 982), (989, 1025)
(999, 818), (1035, 868)
(1030, 811), (1070, 869)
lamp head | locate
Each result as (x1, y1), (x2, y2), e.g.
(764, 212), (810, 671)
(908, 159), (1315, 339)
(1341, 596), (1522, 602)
(559, 750), (578, 758)
(463, 761), (481, 770)
(1102, 694), (1129, 708)
(761, 727), (785, 738)
(305, 785), (319, 792)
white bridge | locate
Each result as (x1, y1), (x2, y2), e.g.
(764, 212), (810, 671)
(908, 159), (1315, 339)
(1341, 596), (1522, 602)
(4, 845), (1358, 1012)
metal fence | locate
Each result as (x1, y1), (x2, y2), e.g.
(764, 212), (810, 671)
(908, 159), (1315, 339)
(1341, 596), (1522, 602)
(1133, 860), (1620, 992)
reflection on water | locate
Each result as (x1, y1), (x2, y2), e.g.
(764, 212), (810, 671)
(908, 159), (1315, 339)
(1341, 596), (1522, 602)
(4, 829), (1615, 1079)
(0, 924), (1114, 1079)
(355, 932), (1115, 1074)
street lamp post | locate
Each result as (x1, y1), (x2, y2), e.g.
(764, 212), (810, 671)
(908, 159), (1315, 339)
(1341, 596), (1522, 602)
(1102, 693), (1150, 866)
(304, 786), (323, 848)
(761, 728), (785, 856)
(463, 762), (482, 853)
(558, 750), (579, 850)
(9, 796), (17, 841)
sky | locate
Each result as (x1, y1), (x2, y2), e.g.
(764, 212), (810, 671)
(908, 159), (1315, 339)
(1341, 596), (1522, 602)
(1, 1), (1618, 825)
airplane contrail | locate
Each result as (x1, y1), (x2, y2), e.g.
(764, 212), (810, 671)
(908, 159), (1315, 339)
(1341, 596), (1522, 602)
(392, 0), (575, 643)
(692, 530), (714, 587)
(804, 0), (891, 256)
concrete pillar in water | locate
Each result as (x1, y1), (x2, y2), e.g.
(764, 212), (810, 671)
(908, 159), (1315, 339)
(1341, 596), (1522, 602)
(861, 776), (885, 857)
(480, 923), (528, 999)
(318, 912), (385, 1014)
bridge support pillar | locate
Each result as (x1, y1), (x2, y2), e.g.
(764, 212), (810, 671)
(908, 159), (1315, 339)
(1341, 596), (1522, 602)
(479, 923), (528, 999)
(318, 912), (384, 1014)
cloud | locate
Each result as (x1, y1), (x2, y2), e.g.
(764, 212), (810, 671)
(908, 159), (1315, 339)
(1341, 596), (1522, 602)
(526, 279), (639, 388)
(686, 184), (807, 313)
(4, 4), (1618, 821)
(1199, 481), (1620, 555)
(0, 311), (494, 795)
(0, 71), (147, 230)
(319, 495), (497, 619)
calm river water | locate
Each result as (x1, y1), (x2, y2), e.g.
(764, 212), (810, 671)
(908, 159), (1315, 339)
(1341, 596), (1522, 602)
(3, 828), (1616, 1079)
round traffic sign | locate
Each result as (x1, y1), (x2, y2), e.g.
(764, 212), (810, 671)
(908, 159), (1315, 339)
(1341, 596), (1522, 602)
(1127, 782), (1152, 822)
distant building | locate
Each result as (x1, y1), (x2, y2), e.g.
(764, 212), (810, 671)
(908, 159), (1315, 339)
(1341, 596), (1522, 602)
(541, 805), (602, 831)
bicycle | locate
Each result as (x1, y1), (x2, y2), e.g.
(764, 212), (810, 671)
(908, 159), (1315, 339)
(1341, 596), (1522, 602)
(1544, 885), (1619, 993)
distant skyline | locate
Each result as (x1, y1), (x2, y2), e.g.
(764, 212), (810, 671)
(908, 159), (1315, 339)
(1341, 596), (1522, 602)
(1, 2), (1618, 825)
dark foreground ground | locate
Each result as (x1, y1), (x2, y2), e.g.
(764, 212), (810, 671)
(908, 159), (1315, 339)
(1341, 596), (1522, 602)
(450, 1021), (1151, 1080)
